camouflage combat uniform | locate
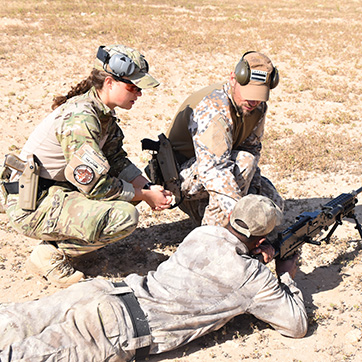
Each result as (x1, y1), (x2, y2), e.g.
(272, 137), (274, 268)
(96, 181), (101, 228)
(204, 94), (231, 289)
(167, 83), (283, 226)
(0, 225), (307, 361)
(4, 87), (141, 256)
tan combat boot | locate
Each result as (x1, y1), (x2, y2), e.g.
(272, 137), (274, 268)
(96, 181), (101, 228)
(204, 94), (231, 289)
(26, 242), (84, 286)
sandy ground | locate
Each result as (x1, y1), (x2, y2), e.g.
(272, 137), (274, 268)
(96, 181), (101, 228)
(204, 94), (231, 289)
(1, 21), (362, 362)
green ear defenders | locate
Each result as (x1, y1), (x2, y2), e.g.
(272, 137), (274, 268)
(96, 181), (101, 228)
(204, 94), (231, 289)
(235, 51), (279, 89)
(96, 46), (137, 78)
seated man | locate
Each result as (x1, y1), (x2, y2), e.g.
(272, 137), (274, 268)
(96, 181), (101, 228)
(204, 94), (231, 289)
(0, 195), (307, 361)
(166, 51), (283, 226)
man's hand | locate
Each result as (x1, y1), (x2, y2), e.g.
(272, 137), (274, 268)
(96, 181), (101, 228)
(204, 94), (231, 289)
(250, 243), (275, 264)
(275, 253), (299, 279)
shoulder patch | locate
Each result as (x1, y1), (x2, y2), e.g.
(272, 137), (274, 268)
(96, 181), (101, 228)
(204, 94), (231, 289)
(65, 144), (110, 193)
(74, 164), (95, 185)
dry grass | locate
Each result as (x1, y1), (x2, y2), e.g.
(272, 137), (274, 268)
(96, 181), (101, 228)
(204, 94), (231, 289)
(2, 0), (362, 55)
(261, 128), (362, 177)
(1, 0), (362, 188)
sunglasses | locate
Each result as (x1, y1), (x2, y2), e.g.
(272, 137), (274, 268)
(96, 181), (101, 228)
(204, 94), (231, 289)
(118, 78), (142, 94)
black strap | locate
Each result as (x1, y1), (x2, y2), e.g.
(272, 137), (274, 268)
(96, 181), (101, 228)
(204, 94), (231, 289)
(3, 181), (19, 194)
(112, 282), (150, 361)
(3, 178), (56, 195)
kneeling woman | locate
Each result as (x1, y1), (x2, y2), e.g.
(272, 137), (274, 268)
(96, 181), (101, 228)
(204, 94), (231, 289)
(2, 44), (172, 285)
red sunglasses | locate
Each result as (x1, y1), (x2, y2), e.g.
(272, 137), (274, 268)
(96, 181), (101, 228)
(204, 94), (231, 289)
(117, 78), (142, 94)
(125, 83), (142, 94)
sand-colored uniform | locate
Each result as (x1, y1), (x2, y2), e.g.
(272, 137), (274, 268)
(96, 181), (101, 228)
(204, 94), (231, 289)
(0, 226), (307, 361)
(167, 83), (283, 226)
(4, 87), (141, 256)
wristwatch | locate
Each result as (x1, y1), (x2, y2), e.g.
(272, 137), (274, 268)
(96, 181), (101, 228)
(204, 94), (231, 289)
(142, 182), (155, 190)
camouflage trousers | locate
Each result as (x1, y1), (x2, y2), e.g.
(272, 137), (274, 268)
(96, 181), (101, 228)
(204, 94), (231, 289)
(0, 279), (147, 362)
(5, 185), (138, 256)
(178, 150), (284, 226)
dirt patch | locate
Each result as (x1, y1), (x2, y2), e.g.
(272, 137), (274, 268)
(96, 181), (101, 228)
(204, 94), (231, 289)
(1, 0), (362, 360)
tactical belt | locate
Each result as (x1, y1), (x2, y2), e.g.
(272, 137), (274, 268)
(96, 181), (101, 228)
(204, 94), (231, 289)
(112, 281), (150, 361)
(3, 178), (56, 195)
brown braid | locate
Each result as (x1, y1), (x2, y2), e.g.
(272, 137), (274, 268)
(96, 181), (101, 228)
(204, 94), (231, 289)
(51, 69), (110, 110)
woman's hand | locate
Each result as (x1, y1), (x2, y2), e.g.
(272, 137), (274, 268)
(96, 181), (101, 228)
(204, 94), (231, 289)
(143, 185), (173, 210)
(130, 176), (173, 210)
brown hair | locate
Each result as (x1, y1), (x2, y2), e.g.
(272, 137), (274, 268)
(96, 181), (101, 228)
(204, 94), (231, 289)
(51, 69), (111, 110)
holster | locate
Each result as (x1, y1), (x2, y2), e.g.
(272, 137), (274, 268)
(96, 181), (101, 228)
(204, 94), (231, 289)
(19, 155), (40, 211)
(141, 133), (183, 208)
(0, 165), (11, 213)
(3, 153), (40, 211)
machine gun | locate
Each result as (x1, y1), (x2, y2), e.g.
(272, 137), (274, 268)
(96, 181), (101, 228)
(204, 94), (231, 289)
(272, 187), (362, 260)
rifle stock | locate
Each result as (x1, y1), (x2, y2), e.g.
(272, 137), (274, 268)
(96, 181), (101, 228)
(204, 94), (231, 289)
(273, 187), (362, 260)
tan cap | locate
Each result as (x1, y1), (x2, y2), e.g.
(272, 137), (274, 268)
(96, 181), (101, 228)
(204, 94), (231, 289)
(94, 44), (159, 89)
(238, 52), (275, 102)
(230, 194), (283, 237)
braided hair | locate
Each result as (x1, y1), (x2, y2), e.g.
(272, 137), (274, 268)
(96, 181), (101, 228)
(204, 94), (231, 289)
(51, 69), (110, 110)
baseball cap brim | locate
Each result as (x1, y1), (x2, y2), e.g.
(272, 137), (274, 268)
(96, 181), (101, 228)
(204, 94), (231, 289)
(128, 71), (160, 89)
(239, 83), (270, 102)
